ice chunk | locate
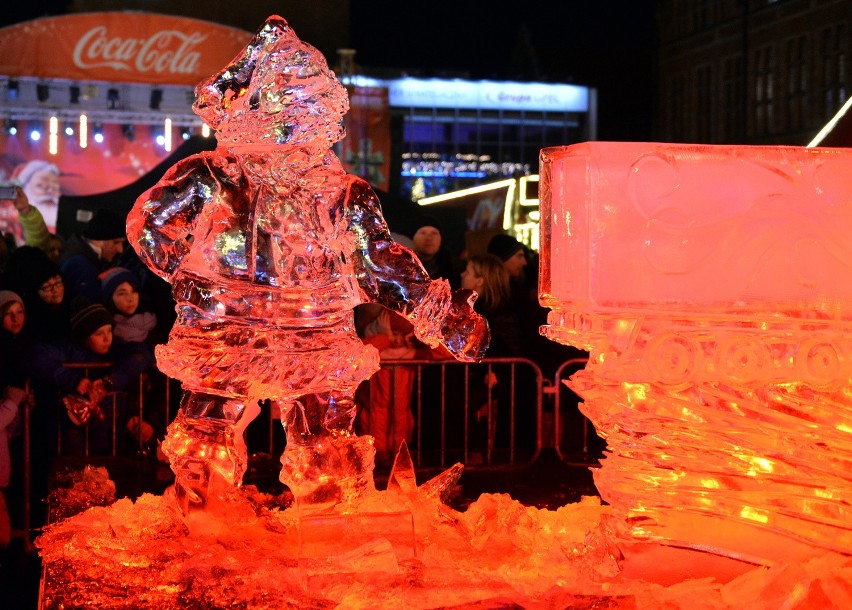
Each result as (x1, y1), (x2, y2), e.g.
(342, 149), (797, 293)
(46, 465), (116, 521)
(540, 142), (852, 565)
(386, 440), (418, 496)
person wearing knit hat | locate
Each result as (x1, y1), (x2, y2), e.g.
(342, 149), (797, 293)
(26, 294), (155, 457)
(99, 267), (158, 345)
(408, 213), (443, 238)
(407, 213), (461, 289)
(69, 298), (115, 351)
(0, 289), (29, 548)
(60, 207), (128, 303)
(2, 245), (61, 299)
(0, 290), (25, 339)
(84, 208), (126, 242)
(100, 267), (138, 304)
(1, 246), (72, 343)
(0, 290), (29, 388)
(410, 216), (442, 260)
(0, 290), (23, 320)
(487, 233), (528, 279)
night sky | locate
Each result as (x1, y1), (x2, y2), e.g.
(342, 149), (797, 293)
(350, 2), (658, 140)
(1, 2), (658, 141)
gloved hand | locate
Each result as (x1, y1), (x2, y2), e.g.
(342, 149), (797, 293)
(63, 394), (105, 426)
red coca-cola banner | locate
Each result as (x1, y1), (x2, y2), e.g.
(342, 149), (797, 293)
(0, 12), (251, 86)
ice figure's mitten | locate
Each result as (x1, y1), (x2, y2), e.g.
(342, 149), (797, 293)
(441, 288), (490, 362)
(412, 281), (489, 362)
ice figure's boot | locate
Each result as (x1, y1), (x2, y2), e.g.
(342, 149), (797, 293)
(278, 392), (376, 511)
(160, 391), (261, 518)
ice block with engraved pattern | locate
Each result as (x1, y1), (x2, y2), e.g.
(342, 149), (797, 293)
(539, 141), (852, 565)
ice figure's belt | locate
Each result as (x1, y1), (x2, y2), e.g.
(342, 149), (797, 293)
(172, 273), (361, 325)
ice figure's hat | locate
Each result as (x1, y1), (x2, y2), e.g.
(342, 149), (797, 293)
(193, 15), (349, 148)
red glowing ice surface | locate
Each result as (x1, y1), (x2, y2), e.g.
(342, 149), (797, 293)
(540, 141), (852, 565)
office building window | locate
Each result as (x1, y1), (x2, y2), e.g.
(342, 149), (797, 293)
(753, 45), (776, 137)
(722, 56), (743, 142)
(785, 35), (808, 132)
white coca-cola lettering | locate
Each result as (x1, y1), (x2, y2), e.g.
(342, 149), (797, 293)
(73, 26), (208, 75)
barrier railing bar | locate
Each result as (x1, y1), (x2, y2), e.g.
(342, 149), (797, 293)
(373, 356), (544, 469)
(415, 364), (423, 468)
(552, 357), (590, 461)
(16, 356), (599, 548)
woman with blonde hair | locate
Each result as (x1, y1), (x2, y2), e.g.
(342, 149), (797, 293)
(461, 253), (521, 356)
(460, 253), (526, 457)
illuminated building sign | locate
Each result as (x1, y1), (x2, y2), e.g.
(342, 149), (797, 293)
(387, 78), (589, 112)
(342, 76), (590, 113)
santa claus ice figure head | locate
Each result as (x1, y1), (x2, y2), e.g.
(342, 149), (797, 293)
(193, 16), (349, 150)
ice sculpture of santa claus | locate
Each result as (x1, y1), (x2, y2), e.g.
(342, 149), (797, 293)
(127, 16), (488, 516)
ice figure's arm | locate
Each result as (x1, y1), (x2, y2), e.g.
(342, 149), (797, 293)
(126, 154), (220, 281)
(346, 177), (489, 362)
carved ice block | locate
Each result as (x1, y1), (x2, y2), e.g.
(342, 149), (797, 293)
(539, 142), (852, 565)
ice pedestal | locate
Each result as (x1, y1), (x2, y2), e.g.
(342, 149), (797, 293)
(35, 460), (852, 609)
(539, 142), (852, 566)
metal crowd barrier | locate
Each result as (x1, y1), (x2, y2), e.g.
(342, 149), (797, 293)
(57, 362), (117, 457)
(235, 356), (598, 469)
(46, 357), (594, 467)
(349, 356), (545, 470)
(550, 357), (599, 461)
(11, 356), (597, 550)
(10, 364), (175, 551)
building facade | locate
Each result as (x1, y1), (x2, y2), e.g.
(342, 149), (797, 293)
(656, 0), (851, 145)
(371, 76), (596, 201)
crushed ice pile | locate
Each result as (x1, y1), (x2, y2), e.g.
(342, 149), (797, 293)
(36, 451), (851, 609)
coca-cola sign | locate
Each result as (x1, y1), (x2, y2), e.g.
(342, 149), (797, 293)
(0, 12), (251, 85)
(73, 27), (207, 75)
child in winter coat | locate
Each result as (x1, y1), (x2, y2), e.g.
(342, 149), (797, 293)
(0, 291), (33, 547)
(99, 267), (158, 348)
(27, 298), (155, 456)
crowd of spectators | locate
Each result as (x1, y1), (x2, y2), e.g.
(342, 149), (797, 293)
(354, 214), (586, 465)
(0, 192), (167, 543)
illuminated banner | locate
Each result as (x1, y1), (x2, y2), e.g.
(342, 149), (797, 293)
(342, 86), (390, 192)
(0, 124), (177, 241)
(0, 13), (251, 86)
(388, 78), (589, 112)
